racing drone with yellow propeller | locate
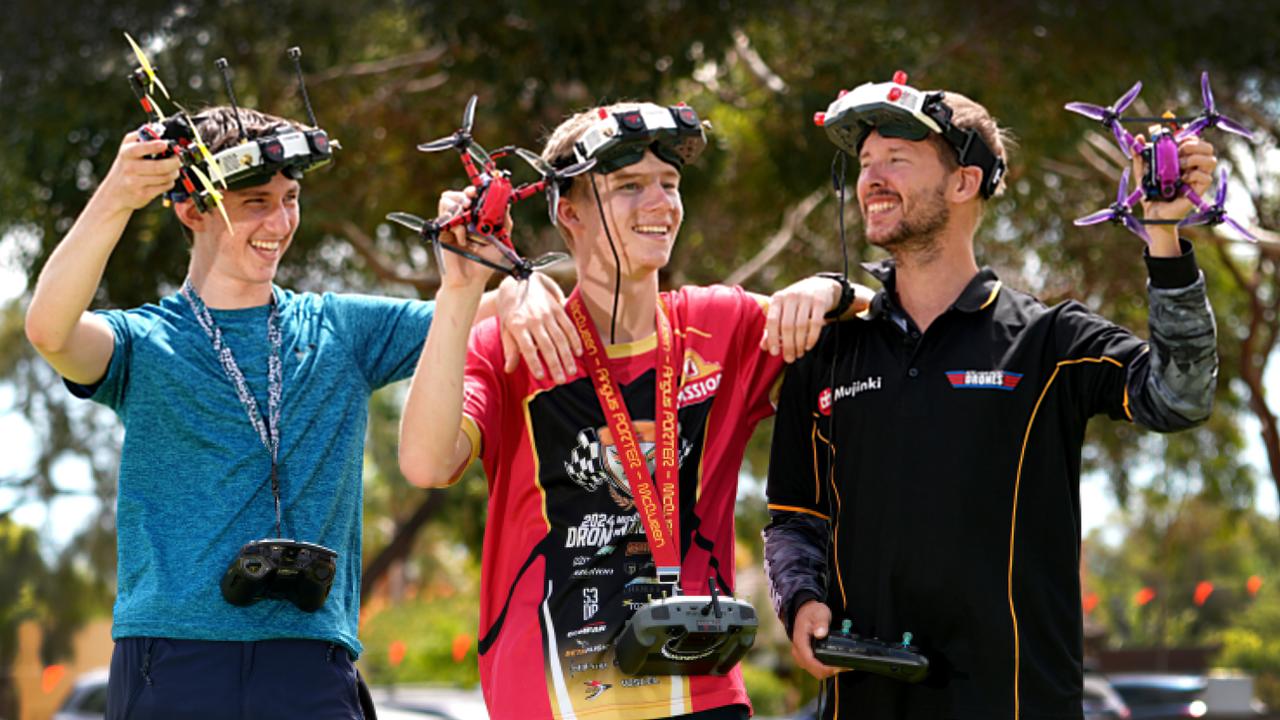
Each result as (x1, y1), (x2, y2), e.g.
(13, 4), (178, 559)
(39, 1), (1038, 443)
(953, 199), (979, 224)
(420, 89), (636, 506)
(123, 33), (338, 232)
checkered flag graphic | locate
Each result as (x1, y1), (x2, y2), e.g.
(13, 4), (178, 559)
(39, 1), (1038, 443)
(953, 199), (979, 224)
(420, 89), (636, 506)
(566, 428), (607, 492)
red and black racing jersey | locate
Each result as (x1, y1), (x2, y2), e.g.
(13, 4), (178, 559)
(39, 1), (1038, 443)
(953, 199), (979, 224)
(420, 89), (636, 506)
(462, 284), (784, 719)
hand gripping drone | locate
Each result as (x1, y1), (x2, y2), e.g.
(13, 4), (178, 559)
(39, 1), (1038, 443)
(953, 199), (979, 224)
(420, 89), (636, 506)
(1065, 72), (1258, 243)
(125, 33), (233, 231)
(123, 34), (338, 233)
(387, 96), (595, 280)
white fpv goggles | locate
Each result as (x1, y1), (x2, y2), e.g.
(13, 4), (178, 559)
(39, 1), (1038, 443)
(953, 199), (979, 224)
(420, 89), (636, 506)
(816, 72), (1006, 198)
(559, 102), (708, 178)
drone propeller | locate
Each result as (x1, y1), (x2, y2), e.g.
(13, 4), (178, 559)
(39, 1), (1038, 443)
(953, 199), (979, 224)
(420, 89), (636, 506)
(461, 95), (477, 136)
(387, 211), (429, 235)
(124, 32), (170, 101)
(172, 103), (227, 189)
(1074, 168), (1150, 243)
(513, 148), (597, 224)
(1178, 72), (1254, 141)
(1073, 167), (1131, 226)
(418, 95), (496, 169)
(416, 135), (459, 153)
(1066, 81), (1143, 158)
(1178, 168), (1259, 242)
(528, 252), (571, 270)
(189, 165), (234, 233)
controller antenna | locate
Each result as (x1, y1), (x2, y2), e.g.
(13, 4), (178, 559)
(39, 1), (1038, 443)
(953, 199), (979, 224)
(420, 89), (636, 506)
(701, 578), (723, 618)
(286, 47), (319, 128)
(214, 57), (248, 142)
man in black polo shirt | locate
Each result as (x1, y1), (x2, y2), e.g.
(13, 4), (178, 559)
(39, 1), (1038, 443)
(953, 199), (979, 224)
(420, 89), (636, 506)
(763, 78), (1218, 719)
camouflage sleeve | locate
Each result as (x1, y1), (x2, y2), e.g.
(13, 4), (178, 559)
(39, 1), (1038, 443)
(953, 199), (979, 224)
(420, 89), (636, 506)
(1126, 244), (1218, 431)
(762, 510), (830, 638)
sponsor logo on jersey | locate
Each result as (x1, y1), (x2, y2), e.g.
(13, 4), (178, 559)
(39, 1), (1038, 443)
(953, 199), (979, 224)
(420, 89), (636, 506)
(678, 350), (723, 408)
(583, 680), (612, 701)
(621, 676), (660, 688)
(565, 513), (643, 549)
(625, 541), (650, 556)
(572, 555), (593, 567)
(570, 662), (610, 676)
(945, 369), (1023, 390)
(567, 621), (608, 638)
(572, 567), (615, 578)
(819, 376), (884, 414)
(565, 424), (692, 510)
(565, 643), (609, 658)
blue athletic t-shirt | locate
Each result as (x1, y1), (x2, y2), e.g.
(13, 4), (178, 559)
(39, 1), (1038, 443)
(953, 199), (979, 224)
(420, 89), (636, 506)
(68, 287), (434, 656)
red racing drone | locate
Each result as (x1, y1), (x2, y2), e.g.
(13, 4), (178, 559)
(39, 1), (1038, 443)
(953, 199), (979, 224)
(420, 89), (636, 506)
(387, 96), (595, 279)
(1066, 72), (1258, 244)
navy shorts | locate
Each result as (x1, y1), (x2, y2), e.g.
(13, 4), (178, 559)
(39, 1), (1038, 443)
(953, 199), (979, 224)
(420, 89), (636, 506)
(107, 637), (370, 720)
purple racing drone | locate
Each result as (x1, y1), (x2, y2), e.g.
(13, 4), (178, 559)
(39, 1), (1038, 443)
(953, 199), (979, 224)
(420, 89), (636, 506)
(1065, 72), (1258, 243)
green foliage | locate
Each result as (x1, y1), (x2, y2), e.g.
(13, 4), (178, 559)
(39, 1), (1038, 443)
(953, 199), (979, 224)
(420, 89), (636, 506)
(1217, 591), (1280, 707)
(358, 593), (481, 687)
(1086, 498), (1280, 649)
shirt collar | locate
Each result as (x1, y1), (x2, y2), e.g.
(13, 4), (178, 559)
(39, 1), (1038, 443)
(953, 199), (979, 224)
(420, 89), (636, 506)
(860, 259), (1003, 320)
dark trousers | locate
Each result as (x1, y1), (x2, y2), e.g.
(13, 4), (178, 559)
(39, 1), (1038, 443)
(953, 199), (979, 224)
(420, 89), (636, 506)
(107, 637), (371, 720)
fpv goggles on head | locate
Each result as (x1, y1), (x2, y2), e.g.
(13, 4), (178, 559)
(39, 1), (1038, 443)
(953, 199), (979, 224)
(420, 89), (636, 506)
(815, 71), (1005, 198)
(180, 123), (335, 197)
(133, 45), (338, 210)
(559, 103), (708, 183)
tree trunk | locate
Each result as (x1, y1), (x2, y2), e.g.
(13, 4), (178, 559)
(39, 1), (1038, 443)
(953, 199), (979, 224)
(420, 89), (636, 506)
(360, 492), (446, 602)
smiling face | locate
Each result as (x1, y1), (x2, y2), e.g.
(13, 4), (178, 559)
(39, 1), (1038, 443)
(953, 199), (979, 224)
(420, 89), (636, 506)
(563, 150), (684, 279)
(185, 172), (301, 288)
(856, 131), (954, 254)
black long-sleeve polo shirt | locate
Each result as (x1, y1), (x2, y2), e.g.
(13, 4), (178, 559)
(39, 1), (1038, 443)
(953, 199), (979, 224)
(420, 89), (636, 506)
(763, 243), (1217, 720)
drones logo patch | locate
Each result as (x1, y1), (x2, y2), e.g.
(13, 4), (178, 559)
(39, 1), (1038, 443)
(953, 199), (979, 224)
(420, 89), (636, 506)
(584, 680), (612, 701)
(945, 369), (1022, 391)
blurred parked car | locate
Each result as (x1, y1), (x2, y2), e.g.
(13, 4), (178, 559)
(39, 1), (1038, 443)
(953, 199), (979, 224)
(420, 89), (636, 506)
(53, 668), (109, 720)
(1084, 673), (1132, 719)
(369, 685), (488, 719)
(1106, 674), (1208, 720)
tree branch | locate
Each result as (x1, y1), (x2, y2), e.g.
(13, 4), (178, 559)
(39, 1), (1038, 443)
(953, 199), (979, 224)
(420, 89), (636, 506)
(725, 186), (828, 286)
(731, 29), (788, 94)
(337, 220), (440, 297)
(361, 491), (446, 602)
(306, 45), (448, 85)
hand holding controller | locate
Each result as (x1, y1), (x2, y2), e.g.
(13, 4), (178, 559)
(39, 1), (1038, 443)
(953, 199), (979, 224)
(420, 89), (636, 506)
(811, 619), (929, 683)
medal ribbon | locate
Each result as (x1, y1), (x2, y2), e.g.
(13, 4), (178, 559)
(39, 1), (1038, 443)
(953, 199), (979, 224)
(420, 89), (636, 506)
(567, 288), (682, 583)
(181, 279), (285, 536)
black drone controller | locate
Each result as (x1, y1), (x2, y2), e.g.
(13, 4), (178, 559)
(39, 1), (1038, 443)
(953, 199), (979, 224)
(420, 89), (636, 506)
(811, 619), (929, 683)
(220, 539), (337, 613)
(615, 582), (757, 676)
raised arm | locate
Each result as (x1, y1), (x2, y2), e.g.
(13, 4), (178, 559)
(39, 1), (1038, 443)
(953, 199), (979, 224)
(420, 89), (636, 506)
(25, 132), (182, 383)
(399, 190), (498, 488)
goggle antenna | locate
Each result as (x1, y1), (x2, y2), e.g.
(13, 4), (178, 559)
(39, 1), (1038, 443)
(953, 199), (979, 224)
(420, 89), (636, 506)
(214, 57), (248, 142)
(286, 47), (319, 128)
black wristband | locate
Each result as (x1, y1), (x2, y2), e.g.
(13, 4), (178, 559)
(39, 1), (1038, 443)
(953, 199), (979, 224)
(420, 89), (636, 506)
(1144, 239), (1199, 289)
(816, 272), (855, 320)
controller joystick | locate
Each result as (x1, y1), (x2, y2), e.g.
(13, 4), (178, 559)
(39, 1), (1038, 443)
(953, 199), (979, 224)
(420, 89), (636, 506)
(811, 618), (929, 683)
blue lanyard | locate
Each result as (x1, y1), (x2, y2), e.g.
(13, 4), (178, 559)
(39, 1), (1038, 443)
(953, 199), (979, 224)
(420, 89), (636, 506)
(180, 279), (286, 535)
